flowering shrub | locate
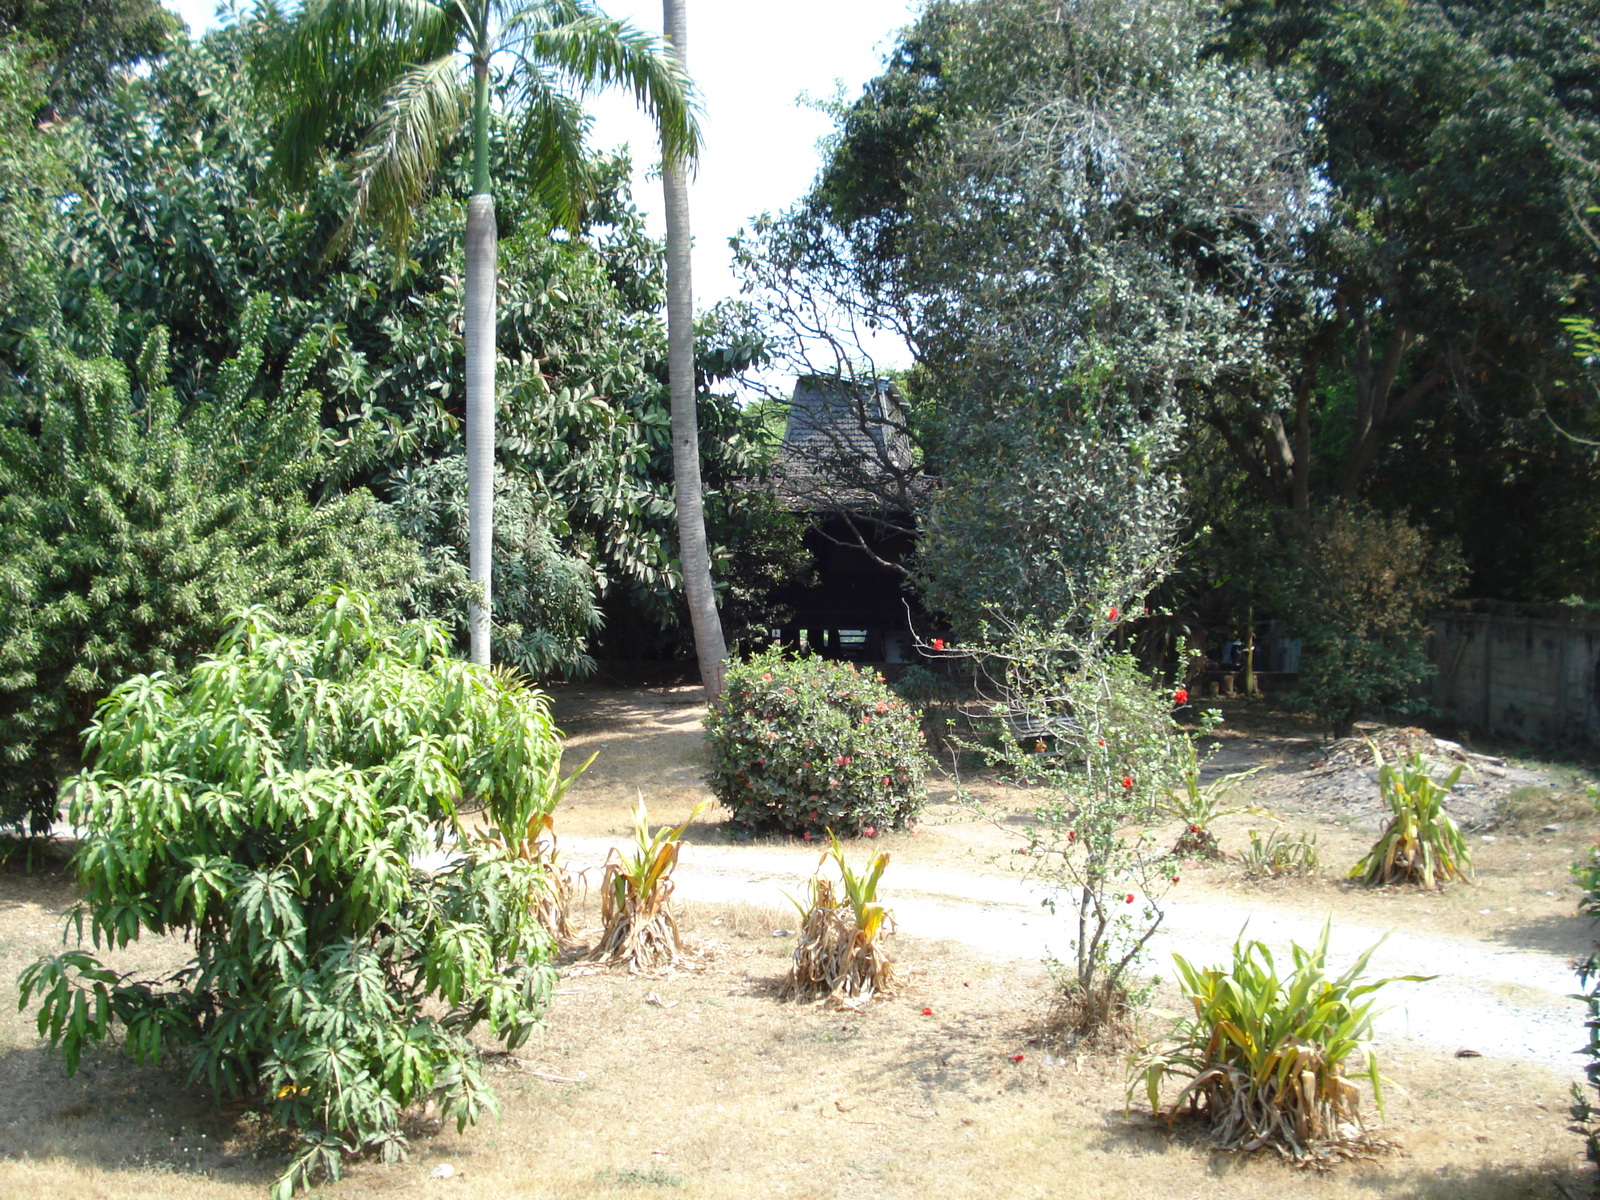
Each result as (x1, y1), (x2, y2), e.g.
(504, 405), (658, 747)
(705, 649), (929, 836)
(952, 621), (1206, 1036)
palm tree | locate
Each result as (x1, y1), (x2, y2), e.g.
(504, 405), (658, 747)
(268, 0), (699, 664)
(661, 0), (727, 698)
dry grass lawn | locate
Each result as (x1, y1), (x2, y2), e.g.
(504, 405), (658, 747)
(0, 685), (1592, 1198)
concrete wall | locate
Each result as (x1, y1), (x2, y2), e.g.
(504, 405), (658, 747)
(1429, 605), (1600, 747)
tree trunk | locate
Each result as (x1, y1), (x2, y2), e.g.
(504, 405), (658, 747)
(662, 0), (727, 698)
(465, 54), (496, 666)
(465, 192), (497, 666)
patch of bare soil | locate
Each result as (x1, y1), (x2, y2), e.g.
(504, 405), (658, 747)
(0, 687), (1595, 1198)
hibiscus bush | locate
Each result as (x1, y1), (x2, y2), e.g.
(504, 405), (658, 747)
(705, 649), (928, 837)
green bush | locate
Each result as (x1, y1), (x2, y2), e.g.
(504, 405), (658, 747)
(1269, 506), (1463, 737)
(18, 590), (566, 1198)
(1132, 923), (1425, 1162)
(0, 295), (417, 832)
(388, 454), (601, 678)
(705, 649), (929, 837)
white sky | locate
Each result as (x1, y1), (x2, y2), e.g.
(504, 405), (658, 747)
(164, 0), (918, 373)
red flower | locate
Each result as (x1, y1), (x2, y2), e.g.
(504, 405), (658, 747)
(921, 1006), (933, 1016)
(1108, 606), (1119, 621)
(864, 825), (877, 838)
(1188, 823), (1199, 833)
(1034, 740), (1047, 753)
(931, 637), (945, 651)
(875, 701), (888, 714)
(1171, 874), (1181, 884)
(1173, 688), (1189, 705)
(762, 672), (773, 681)
(1066, 829), (1076, 842)
(1010, 1053), (1025, 1063)
(1097, 738), (1105, 747)
(1122, 776), (1134, 790)
(803, 831), (814, 841)
(1125, 893), (1135, 904)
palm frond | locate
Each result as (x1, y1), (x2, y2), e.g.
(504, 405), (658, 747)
(498, 66), (595, 231)
(267, 0), (466, 190)
(338, 53), (470, 254)
(500, 5), (702, 166)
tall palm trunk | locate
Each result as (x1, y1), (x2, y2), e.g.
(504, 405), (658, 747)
(466, 54), (497, 665)
(662, 0), (726, 697)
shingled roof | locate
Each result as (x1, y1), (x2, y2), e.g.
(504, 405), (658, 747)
(772, 375), (922, 511)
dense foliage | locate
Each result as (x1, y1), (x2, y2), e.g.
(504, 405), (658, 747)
(0, 295), (417, 831)
(767, 0), (1600, 647)
(0, 39), (73, 375)
(389, 454), (600, 677)
(18, 591), (566, 1197)
(1268, 507), (1464, 735)
(705, 649), (929, 837)
(27, 20), (780, 648)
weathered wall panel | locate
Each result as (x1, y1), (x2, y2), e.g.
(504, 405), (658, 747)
(1429, 605), (1600, 746)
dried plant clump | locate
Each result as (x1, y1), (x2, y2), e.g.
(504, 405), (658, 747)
(586, 800), (703, 972)
(1349, 745), (1471, 887)
(1239, 826), (1320, 881)
(1045, 977), (1139, 1047)
(782, 833), (900, 1005)
(1131, 922), (1426, 1165)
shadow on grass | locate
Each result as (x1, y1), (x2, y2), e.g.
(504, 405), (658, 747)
(0, 1040), (282, 1187)
(1091, 1109), (1587, 1199)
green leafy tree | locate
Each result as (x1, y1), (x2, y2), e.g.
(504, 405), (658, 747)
(747, 0), (1296, 631)
(266, 0), (698, 664)
(44, 25), (765, 649)
(1203, 0), (1600, 568)
(0, 38), (75, 377)
(0, 0), (175, 111)
(389, 453), (601, 677)
(1268, 505), (1464, 737)
(19, 590), (569, 1197)
(0, 294), (418, 830)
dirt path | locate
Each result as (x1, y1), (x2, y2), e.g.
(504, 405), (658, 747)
(557, 833), (1584, 1076)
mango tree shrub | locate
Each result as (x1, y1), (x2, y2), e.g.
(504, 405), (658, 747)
(19, 590), (568, 1198)
(705, 649), (928, 837)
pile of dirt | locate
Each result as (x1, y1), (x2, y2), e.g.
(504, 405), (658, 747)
(1249, 726), (1557, 833)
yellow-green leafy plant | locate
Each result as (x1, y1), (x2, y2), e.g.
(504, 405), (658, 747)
(464, 730), (596, 942)
(1160, 739), (1267, 857)
(1349, 746), (1471, 887)
(783, 831), (899, 1004)
(1240, 826), (1320, 880)
(1131, 923), (1427, 1162)
(588, 800), (705, 971)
